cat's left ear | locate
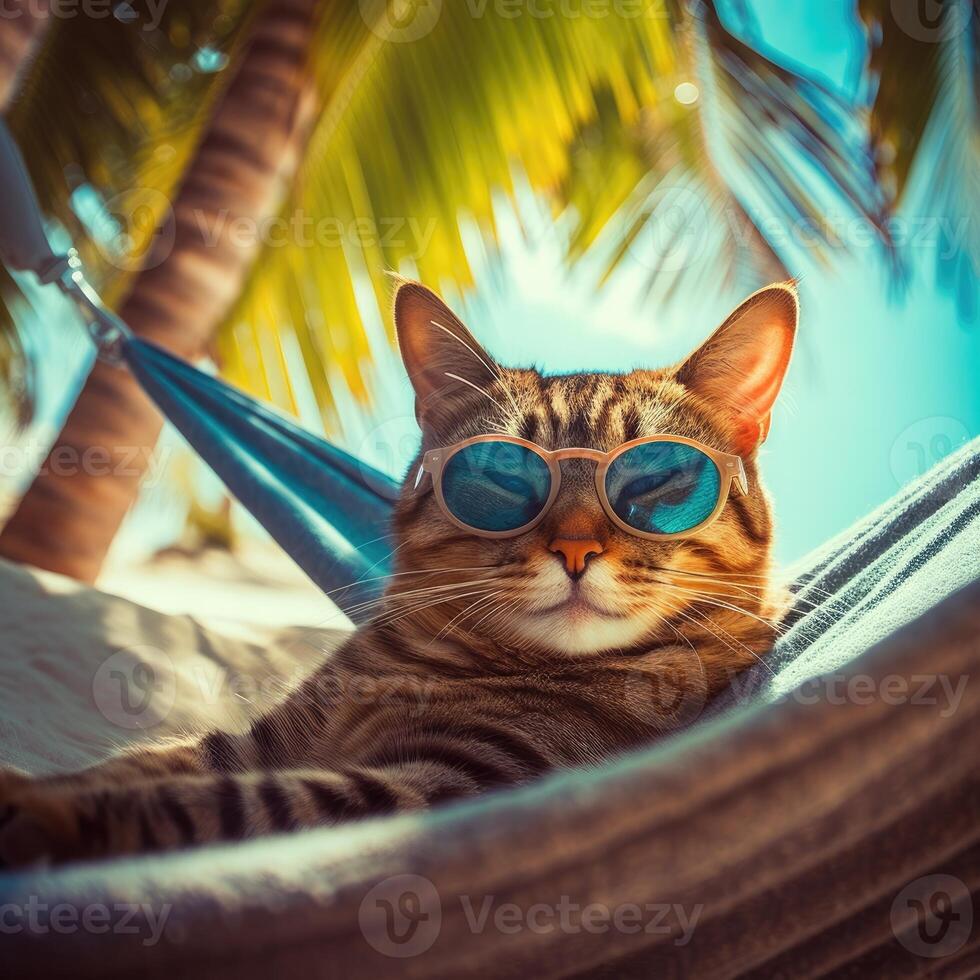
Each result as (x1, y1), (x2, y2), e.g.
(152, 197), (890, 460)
(393, 279), (500, 429)
(676, 281), (798, 456)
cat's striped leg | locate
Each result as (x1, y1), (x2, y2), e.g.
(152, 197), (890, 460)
(0, 753), (532, 867)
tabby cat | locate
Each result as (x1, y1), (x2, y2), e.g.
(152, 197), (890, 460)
(0, 279), (797, 867)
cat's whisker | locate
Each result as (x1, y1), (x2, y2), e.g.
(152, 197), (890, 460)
(444, 371), (510, 414)
(373, 588), (500, 631)
(658, 563), (836, 600)
(433, 590), (507, 642)
(347, 580), (502, 623)
(376, 577), (503, 602)
(310, 562), (504, 605)
(468, 594), (517, 635)
(653, 578), (788, 636)
(652, 570), (823, 614)
(673, 606), (776, 677)
(430, 318), (522, 421)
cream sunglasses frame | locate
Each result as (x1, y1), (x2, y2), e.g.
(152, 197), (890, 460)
(418, 434), (748, 541)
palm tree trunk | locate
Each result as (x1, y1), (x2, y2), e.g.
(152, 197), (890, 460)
(0, 0), (319, 581)
(0, 1), (50, 111)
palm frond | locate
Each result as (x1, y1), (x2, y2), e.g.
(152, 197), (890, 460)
(220, 1), (679, 425)
(224, 0), (908, 426)
(583, 2), (894, 302)
(0, 0), (253, 423)
(4, 0), (252, 294)
(859, 0), (978, 316)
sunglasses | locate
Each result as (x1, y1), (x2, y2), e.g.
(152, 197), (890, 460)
(418, 435), (748, 541)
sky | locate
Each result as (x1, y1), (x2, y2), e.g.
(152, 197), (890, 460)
(3, 0), (977, 572)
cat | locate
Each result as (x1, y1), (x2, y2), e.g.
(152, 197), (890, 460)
(0, 278), (797, 867)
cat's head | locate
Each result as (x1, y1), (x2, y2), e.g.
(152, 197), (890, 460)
(388, 280), (797, 659)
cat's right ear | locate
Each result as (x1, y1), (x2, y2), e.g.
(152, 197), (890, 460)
(394, 280), (499, 428)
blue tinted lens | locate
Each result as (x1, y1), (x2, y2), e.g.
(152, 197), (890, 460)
(441, 441), (552, 532)
(605, 442), (721, 535)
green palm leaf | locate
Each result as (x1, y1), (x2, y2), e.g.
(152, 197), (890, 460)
(860, 0), (978, 316)
(0, 1), (253, 425)
(223, 0), (899, 427)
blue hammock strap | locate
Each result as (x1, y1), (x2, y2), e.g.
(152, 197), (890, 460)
(121, 337), (399, 621)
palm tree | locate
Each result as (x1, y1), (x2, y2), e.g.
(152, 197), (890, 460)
(0, 0), (319, 580)
(0, 0), (48, 112)
(0, 0), (975, 580)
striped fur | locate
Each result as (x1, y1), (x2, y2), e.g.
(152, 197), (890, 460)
(0, 281), (798, 867)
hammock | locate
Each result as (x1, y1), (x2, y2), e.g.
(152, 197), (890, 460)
(0, 122), (397, 621)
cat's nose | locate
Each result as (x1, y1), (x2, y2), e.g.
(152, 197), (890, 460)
(548, 538), (604, 579)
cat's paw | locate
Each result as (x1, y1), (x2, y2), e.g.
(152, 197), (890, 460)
(0, 791), (81, 869)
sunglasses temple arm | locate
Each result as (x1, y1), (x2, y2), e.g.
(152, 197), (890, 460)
(733, 458), (749, 495)
(413, 464), (437, 495)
